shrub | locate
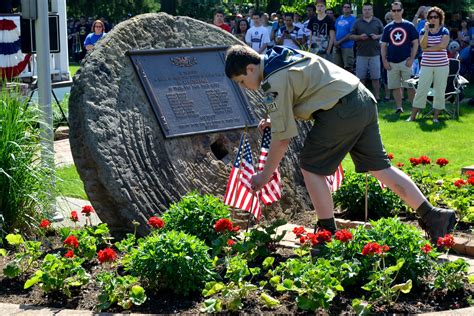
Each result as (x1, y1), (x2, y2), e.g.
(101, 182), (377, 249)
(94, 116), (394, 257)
(0, 88), (51, 238)
(333, 171), (404, 220)
(162, 192), (231, 244)
(123, 230), (216, 296)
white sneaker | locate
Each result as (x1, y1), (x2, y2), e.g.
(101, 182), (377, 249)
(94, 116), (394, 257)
(433, 119), (440, 123)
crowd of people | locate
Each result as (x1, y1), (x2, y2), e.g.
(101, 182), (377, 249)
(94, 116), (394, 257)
(213, 1), (473, 121)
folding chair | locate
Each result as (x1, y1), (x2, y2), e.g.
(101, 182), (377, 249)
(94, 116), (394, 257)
(405, 58), (470, 119)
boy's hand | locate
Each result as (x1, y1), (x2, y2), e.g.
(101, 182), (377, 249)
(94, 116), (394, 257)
(250, 172), (269, 191)
(258, 118), (271, 133)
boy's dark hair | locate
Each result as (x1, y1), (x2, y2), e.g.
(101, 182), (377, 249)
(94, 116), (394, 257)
(225, 45), (261, 78)
(284, 12), (294, 19)
(306, 4), (316, 11)
(252, 11), (262, 17)
(362, 2), (373, 7)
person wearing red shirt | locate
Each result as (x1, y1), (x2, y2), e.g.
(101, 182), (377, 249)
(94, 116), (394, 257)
(213, 9), (231, 33)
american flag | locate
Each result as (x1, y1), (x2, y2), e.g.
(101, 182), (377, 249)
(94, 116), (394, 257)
(257, 127), (282, 205)
(224, 134), (261, 219)
(377, 179), (387, 189)
(326, 164), (344, 192)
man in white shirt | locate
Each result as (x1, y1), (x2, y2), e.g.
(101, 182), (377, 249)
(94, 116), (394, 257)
(246, 12), (271, 54)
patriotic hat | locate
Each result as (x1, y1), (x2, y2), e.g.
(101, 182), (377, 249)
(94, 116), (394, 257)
(0, 18), (31, 79)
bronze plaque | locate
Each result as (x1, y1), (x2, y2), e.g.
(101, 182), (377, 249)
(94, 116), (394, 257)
(128, 47), (258, 138)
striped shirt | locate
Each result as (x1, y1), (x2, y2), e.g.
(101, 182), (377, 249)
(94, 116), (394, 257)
(420, 27), (449, 67)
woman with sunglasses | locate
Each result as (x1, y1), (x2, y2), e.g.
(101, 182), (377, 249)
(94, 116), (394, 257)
(84, 20), (107, 52)
(407, 7), (450, 123)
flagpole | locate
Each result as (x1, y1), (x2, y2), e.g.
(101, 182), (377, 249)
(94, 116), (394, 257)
(365, 173), (368, 223)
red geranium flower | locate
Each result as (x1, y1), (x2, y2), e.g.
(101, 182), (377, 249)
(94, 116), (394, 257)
(98, 248), (117, 264)
(421, 244), (432, 254)
(454, 179), (466, 187)
(409, 157), (420, 166)
(227, 239), (235, 247)
(305, 233), (318, 246)
(81, 205), (94, 216)
(70, 211), (79, 223)
(335, 229), (353, 242)
(419, 156), (431, 165)
(437, 234), (455, 249)
(64, 250), (75, 258)
(466, 171), (474, 177)
(436, 158), (449, 167)
(299, 236), (306, 244)
(64, 235), (79, 248)
(214, 218), (234, 233)
(468, 177), (474, 186)
(39, 219), (50, 229)
(315, 229), (332, 243)
(362, 242), (389, 256)
(232, 226), (240, 232)
(148, 216), (165, 229)
(396, 162), (404, 168)
(387, 153), (394, 160)
(293, 226), (307, 238)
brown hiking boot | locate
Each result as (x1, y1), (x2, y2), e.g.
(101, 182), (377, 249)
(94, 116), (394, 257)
(418, 207), (456, 244)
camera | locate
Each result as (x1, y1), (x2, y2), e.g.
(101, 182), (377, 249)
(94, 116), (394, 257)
(428, 23), (435, 28)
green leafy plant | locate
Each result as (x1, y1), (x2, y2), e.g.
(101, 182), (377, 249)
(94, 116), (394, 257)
(24, 253), (90, 297)
(433, 258), (469, 292)
(270, 255), (360, 311)
(328, 217), (436, 285)
(123, 230), (215, 296)
(233, 219), (287, 262)
(333, 171), (404, 221)
(201, 253), (276, 312)
(96, 272), (147, 311)
(3, 234), (42, 278)
(0, 88), (51, 238)
(361, 258), (412, 305)
(114, 233), (137, 254)
(162, 192), (231, 245)
(59, 224), (113, 260)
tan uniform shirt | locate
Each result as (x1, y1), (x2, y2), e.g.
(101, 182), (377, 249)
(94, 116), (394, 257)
(261, 50), (360, 140)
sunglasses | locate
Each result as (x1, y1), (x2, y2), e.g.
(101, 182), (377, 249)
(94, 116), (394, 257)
(428, 15), (439, 19)
(391, 9), (402, 12)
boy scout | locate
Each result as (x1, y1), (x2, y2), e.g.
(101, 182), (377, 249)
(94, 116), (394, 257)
(224, 45), (455, 243)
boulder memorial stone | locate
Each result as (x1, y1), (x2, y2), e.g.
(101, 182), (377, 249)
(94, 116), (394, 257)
(69, 13), (313, 236)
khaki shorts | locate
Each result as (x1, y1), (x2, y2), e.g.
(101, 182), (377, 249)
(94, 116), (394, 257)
(387, 60), (412, 89)
(334, 47), (354, 71)
(300, 83), (391, 175)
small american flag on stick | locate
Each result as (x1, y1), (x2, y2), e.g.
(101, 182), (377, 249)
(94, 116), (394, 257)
(224, 133), (261, 219)
(257, 127), (282, 206)
(326, 164), (344, 192)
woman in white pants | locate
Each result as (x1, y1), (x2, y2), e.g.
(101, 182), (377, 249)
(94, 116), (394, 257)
(407, 7), (449, 123)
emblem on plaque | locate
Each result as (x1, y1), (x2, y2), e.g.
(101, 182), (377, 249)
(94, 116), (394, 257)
(170, 56), (197, 67)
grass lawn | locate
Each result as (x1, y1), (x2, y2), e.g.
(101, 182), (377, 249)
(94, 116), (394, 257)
(342, 84), (474, 177)
(69, 62), (81, 77)
(56, 165), (88, 200)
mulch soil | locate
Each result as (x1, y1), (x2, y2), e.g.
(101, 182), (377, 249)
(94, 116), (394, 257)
(1, 234), (474, 314)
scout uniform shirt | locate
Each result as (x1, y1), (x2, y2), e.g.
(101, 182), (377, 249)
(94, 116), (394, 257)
(261, 46), (359, 141)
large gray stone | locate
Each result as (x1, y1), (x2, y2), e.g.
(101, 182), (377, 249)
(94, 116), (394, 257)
(69, 13), (312, 236)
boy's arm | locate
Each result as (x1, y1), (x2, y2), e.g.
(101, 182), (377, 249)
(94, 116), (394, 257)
(251, 138), (290, 191)
(327, 29), (335, 54)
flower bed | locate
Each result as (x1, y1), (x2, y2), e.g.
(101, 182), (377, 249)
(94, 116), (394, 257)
(1, 194), (473, 314)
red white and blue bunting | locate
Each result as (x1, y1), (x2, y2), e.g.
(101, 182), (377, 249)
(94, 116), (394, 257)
(0, 17), (30, 79)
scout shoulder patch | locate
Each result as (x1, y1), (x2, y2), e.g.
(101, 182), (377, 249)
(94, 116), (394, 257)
(264, 91), (278, 112)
